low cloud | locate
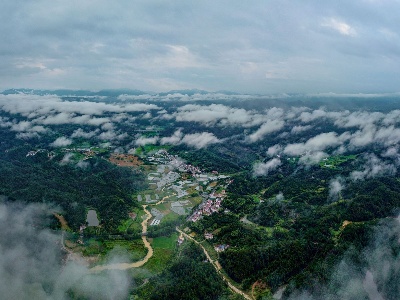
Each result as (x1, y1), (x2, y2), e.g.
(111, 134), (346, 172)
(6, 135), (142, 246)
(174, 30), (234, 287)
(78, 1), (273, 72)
(275, 192), (284, 202)
(291, 125), (312, 134)
(350, 154), (397, 181)
(298, 151), (328, 165)
(267, 144), (282, 157)
(180, 132), (220, 149)
(298, 109), (327, 123)
(328, 177), (345, 201)
(60, 153), (74, 165)
(50, 137), (73, 147)
(0, 202), (131, 300)
(160, 129), (183, 145)
(98, 131), (128, 141)
(160, 130), (220, 149)
(71, 128), (100, 139)
(0, 94), (160, 117)
(0, 94), (160, 131)
(247, 119), (285, 143)
(135, 136), (159, 146)
(169, 104), (263, 127)
(284, 132), (347, 156)
(16, 132), (40, 139)
(253, 158), (282, 176)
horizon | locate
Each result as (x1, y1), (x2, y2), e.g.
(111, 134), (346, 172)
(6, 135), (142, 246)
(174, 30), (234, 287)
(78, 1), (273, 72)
(4, 87), (400, 99)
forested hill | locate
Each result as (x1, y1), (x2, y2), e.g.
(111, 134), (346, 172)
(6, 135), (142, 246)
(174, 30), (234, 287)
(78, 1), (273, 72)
(0, 142), (146, 232)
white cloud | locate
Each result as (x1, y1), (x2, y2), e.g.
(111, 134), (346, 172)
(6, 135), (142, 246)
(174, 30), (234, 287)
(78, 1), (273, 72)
(60, 153), (74, 165)
(71, 128), (99, 139)
(15, 132), (40, 139)
(322, 18), (357, 36)
(253, 158), (282, 176)
(170, 104), (260, 127)
(10, 121), (32, 132)
(298, 109), (327, 123)
(247, 119), (285, 143)
(180, 132), (220, 149)
(275, 192), (284, 201)
(350, 154), (396, 181)
(135, 136), (159, 146)
(332, 111), (383, 129)
(50, 137), (73, 147)
(284, 132), (347, 156)
(98, 131), (128, 141)
(76, 160), (89, 169)
(267, 144), (282, 156)
(328, 177), (345, 201)
(291, 125), (312, 134)
(298, 151), (328, 165)
(160, 129), (184, 145)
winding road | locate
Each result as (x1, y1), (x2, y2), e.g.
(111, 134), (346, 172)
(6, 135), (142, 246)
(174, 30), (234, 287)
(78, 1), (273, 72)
(90, 194), (176, 272)
(90, 205), (153, 272)
(176, 227), (254, 300)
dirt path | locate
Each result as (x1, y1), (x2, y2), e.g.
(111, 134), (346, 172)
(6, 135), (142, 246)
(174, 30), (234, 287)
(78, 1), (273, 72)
(53, 213), (70, 231)
(90, 205), (153, 272)
(176, 227), (254, 300)
(153, 193), (176, 206)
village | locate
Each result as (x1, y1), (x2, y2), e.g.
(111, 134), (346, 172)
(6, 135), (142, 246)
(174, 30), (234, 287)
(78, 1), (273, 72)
(120, 149), (234, 255)
(140, 150), (233, 224)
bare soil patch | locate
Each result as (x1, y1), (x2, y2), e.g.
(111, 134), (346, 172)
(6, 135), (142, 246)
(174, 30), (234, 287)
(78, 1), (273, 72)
(109, 154), (143, 167)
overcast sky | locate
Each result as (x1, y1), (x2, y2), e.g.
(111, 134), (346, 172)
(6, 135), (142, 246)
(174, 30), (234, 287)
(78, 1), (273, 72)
(2, 0), (400, 94)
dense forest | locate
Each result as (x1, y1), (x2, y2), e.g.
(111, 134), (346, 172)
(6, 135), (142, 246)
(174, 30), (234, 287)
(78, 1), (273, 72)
(137, 242), (230, 300)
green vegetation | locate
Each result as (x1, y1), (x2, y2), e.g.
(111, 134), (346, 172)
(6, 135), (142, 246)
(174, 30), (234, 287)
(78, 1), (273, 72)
(319, 154), (357, 169)
(145, 234), (178, 273)
(136, 144), (171, 156)
(82, 239), (147, 262)
(135, 242), (229, 300)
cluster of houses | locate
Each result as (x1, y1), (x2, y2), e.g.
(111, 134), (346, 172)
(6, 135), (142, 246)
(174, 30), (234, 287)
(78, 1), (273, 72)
(204, 232), (214, 240)
(26, 149), (55, 158)
(26, 149), (46, 156)
(190, 197), (223, 222)
(147, 150), (202, 175)
(214, 244), (230, 252)
(27, 147), (100, 160)
(77, 224), (87, 244)
(62, 147), (98, 160)
(202, 198), (222, 216)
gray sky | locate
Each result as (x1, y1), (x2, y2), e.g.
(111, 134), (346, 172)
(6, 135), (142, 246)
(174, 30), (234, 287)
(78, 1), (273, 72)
(2, 0), (400, 93)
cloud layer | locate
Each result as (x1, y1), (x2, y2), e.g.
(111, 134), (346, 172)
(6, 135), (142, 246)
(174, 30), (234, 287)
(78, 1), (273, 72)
(2, 1), (400, 93)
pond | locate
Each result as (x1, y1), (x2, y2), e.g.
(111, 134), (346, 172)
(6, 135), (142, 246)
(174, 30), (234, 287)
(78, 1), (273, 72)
(86, 209), (100, 226)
